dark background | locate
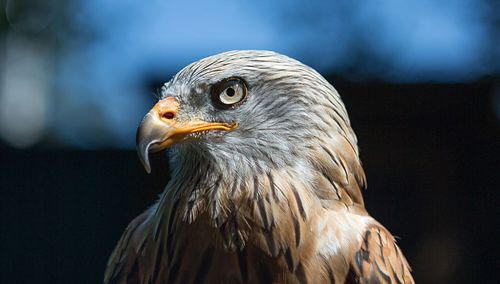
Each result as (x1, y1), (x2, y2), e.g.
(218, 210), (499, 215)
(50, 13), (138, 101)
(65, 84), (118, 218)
(1, 0), (499, 283)
(1, 79), (498, 283)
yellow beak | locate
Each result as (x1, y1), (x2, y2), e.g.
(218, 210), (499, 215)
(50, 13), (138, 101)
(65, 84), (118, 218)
(136, 97), (237, 173)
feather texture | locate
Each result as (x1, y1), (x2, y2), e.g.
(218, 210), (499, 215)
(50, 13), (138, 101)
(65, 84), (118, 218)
(104, 50), (414, 283)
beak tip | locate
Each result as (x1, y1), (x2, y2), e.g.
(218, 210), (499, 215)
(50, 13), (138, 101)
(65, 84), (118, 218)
(138, 147), (152, 174)
(140, 156), (152, 174)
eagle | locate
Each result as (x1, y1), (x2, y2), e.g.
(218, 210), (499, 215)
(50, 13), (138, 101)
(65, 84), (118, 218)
(104, 50), (414, 284)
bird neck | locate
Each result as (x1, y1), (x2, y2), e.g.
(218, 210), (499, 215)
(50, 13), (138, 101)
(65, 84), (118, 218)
(164, 147), (312, 222)
(151, 150), (314, 253)
(152, 134), (366, 252)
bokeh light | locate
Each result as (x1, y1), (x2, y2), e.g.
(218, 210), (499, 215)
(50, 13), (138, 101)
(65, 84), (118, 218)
(0, 0), (498, 149)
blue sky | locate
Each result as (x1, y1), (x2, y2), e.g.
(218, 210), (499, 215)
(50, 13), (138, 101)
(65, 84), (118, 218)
(1, 0), (497, 148)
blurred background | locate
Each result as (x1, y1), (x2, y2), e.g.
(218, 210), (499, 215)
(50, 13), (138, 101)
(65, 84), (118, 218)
(0, 0), (498, 283)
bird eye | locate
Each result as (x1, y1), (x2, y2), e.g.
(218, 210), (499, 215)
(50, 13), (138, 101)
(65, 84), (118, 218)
(212, 78), (247, 108)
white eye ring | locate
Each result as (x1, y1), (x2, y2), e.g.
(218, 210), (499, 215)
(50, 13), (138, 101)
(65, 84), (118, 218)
(212, 79), (247, 108)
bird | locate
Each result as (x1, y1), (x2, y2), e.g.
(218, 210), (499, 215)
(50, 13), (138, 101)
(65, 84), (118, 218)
(104, 50), (414, 284)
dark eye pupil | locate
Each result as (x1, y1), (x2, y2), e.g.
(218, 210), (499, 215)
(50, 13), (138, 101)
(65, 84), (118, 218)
(226, 87), (235, 97)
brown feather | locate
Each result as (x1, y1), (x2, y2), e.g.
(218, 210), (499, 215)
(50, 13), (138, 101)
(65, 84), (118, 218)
(104, 50), (414, 283)
(104, 139), (414, 283)
(350, 225), (415, 284)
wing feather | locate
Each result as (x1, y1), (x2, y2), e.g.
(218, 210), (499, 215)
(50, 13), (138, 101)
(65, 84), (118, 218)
(351, 225), (414, 284)
(104, 212), (149, 284)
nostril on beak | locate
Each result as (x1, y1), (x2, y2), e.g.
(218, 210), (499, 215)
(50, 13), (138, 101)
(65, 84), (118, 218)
(155, 97), (179, 121)
(162, 111), (175, 120)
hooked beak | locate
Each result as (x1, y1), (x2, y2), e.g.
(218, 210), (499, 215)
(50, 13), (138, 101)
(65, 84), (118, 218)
(136, 97), (238, 173)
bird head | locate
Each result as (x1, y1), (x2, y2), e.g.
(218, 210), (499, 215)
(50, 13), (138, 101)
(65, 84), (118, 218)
(137, 50), (353, 175)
